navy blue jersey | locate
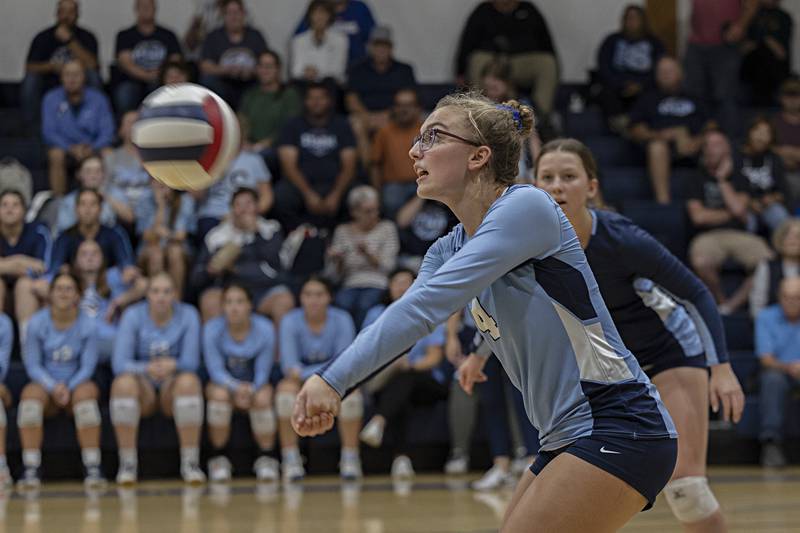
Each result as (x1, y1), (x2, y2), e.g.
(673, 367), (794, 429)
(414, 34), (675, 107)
(49, 225), (134, 276)
(0, 222), (51, 263)
(321, 185), (676, 451)
(585, 210), (728, 369)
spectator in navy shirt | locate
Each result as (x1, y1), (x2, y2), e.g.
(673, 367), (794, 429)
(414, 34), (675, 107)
(295, 0), (376, 65)
(276, 82), (357, 231)
(596, 5), (665, 132)
(114, 0), (182, 115)
(199, 0), (267, 107)
(345, 26), (415, 165)
(42, 59), (115, 197)
(629, 56), (711, 204)
(49, 189), (137, 284)
(0, 190), (50, 335)
(756, 277), (800, 467)
(738, 116), (791, 232)
(20, 0), (100, 126)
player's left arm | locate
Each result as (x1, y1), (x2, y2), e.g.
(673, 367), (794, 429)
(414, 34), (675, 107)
(623, 224), (743, 421)
(319, 188), (562, 398)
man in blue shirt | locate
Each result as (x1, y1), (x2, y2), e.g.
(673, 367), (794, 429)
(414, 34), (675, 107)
(42, 59), (115, 196)
(756, 277), (800, 467)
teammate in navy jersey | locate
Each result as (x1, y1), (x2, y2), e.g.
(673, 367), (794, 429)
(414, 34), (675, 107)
(0, 313), (13, 487)
(0, 190), (51, 347)
(536, 138), (744, 532)
(203, 283), (279, 483)
(293, 93), (677, 532)
(276, 276), (362, 482)
(18, 273), (104, 490)
(110, 272), (205, 485)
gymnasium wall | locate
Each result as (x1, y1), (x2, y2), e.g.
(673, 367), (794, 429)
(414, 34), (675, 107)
(1, 0), (798, 84)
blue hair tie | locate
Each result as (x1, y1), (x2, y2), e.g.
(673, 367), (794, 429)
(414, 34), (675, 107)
(495, 104), (523, 131)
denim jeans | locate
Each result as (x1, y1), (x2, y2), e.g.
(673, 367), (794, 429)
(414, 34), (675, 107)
(759, 368), (799, 442)
(334, 286), (384, 329)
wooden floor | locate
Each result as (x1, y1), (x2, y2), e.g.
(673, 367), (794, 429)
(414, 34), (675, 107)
(0, 467), (798, 532)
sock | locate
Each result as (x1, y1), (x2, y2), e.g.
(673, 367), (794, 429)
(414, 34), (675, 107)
(18, 320), (29, 352)
(119, 448), (137, 467)
(341, 447), (359, 462)
(22, 449), (41, 469)
(82, 448), (101, 468)
(0, 454), (7, 468)
(180, 447), (199, 466)
(282, 447), (300, 463)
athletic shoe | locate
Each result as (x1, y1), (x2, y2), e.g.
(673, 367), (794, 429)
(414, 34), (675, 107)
(282, 459), (305, 483)
(16, 467), (41, 491)
(444, 453), (469, 475)
(181, 462), (207, 484)
(359, 418), (385, 448)
(83, 466), (107, 489)
(253, 456), (280, 482)
(208, 456), (232, 483)
(761, 442), (787, 468)
(339, 455), (363, 481)
(0, 464), (11, 488)
(116, 462), (137, 486)
(471, 465), (513, 491)
(511, 456), (533, 476)
(391, 455), (415, 479)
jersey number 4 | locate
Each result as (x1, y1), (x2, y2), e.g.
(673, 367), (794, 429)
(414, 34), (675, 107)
(470, 298), (500, 340)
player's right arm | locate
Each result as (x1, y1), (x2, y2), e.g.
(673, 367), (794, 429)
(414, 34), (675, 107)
(203, 319), (240, 391)
(112, 307), (148, 375)
(23, 314), (57, 392)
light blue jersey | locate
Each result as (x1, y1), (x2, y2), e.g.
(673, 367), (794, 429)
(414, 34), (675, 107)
(24, 309), (97, 391)
(280, 306), (355, 381)
(321, 185), (676, 451)
(80, 267), (131, 361)
(203, 314), (275, 390)
(112, 301), (201, 376)
(197, 151), (271, 219)
(0, 313), (12, 382)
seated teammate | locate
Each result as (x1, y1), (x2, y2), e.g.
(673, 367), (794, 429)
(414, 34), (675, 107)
(203, 283), (279, 482)
(18, 272), (104, 490)
(110, 272), (205, 485)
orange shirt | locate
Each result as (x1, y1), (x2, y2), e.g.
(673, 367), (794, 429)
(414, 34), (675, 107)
(371, 120), (422, 184)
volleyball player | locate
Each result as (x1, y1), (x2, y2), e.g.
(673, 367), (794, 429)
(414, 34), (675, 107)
(536, 138), (744, 532)
(203, 283), (279, 482)
(110, 272), (205, 485)
(276, 276), (362, 482)
(18, 273), (104, 489)
(292, 93), (678, 532)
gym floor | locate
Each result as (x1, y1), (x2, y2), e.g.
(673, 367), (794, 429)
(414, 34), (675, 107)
(1, 467), (798, 532)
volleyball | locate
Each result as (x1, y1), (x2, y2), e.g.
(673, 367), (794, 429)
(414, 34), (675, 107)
(131, 83), (240, 191)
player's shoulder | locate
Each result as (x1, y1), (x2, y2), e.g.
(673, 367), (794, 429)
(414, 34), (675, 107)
(593, 209), (646, 245)
(204, 315), (226, 334)
(122, 301), (148, 321)
(328, 306), (354, 325)
(176, 302), (200, 323)
(282, 308), (304, 326)
(29, 308), (50, 329)
(251, 313), (275, 333)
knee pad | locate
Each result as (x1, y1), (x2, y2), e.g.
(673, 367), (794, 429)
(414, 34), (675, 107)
(664, 476), (720, 524)
(206, 400), (232, 427)
(173, 395), (203, 427)
(0, 402), (6, 428)
(275, 392), (296, 419)
(73, 399), (101, 429)
(339, 392), (363, 421)
(249, 408), (276, 435)
(17, 399), (43, 428)
(110, 397), (141, 426)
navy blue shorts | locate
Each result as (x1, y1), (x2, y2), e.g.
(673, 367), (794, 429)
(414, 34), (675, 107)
(530, 435), (677, 510)
(638, 350), (707, 380)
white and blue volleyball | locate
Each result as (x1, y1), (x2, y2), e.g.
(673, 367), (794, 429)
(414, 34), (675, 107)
(131, 83), (240, 191)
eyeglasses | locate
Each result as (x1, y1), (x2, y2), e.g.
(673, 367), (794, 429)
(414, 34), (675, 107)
(411, 128), (481, 153)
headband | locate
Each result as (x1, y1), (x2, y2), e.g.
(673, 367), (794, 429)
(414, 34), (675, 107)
(495, 104), (523, 132)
